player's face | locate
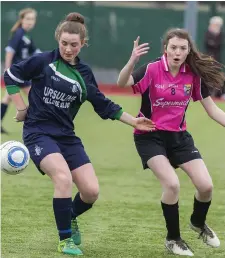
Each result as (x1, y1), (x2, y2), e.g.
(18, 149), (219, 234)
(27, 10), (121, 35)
(209, 23), (222, 33)
(59, 32), (84, 65)
(22, 12), (36, 31)
(165, 37), (189, 69)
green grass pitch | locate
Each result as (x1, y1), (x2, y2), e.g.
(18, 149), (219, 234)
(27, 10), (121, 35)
(1, 95), (225, 258)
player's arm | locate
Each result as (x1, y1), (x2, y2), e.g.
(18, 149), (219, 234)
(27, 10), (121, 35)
(117, 60), (135, 87)
(200, 96), (225, 127)
(5, 51), (15, 70)
(117, 36), (149, 87)
(4, 54), (45, 93)
(192, 76), (225, 127)
(4, 54), (46, 121)
(87, 84), (155, 131)
(116, 111), (155, 131)
(4, 30), (23, 70)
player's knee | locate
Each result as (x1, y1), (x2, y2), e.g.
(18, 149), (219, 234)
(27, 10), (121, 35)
(198, 183), (213, 196)
(166, 181), (180, 196)
(81, 185), (99, 203)
(53, 172), (73, 193)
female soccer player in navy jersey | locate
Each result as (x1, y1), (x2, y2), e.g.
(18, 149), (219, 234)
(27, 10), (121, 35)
(117, 28), (225, 256)
(1, 8), (40, 134)
(4, 12), (155, 256)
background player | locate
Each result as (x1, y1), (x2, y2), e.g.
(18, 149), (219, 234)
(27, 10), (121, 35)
(1, 8), (40, 134)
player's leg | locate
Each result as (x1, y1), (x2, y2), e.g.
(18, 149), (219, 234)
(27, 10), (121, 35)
(179, 159), (220, 248)
(1, 90), (11, 134)
(24, 134), (83, 255)
(71, 163), (99, 245)
(71, 163), (99, 215)
(147, 156), (193, 256)
(171, 131), (220, 248)
(72, 162), (99, 205)
(40, 154), (83, 255)
(21, 84), (31, 95)
(134, 132), (193, 256)
(62, 138), (98, 245)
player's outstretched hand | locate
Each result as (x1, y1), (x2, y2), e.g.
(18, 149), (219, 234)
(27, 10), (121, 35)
(130, 36), (150, 65)
(133, 117), (155, 131)
(14, 108), (27, 122)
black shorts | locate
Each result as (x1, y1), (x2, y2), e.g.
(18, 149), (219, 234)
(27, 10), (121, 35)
(134, 130), (202, 169)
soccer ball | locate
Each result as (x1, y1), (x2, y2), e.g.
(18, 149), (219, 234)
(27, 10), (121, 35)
(0, 141), (30, 175)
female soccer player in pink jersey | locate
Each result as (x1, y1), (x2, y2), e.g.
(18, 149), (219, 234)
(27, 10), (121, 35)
(117, 28), (225, 256)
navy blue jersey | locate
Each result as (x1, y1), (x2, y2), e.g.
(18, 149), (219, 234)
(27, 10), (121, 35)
(5, 27), (39, 64)
(4, 49), (123, 137)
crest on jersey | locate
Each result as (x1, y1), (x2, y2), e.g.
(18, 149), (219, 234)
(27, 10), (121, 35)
(71, 81), (80, 93)
(183, 84), (192, 96)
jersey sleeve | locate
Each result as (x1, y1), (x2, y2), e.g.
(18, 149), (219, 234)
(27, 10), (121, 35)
(192, 76), (210, 101)
(87, 84), (123, 120)
(91, 72), (98, 88)
(78, 64), (99, 88)
(4, 53), (47, 94)
(5, 30), (23, 53)
(131, 63), (151, 94)
(85, 67), (98, 88)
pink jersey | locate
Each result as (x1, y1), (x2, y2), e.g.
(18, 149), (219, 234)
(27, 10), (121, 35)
(132, 55), (210, 134)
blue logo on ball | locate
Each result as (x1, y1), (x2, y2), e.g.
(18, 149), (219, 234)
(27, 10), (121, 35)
(7, 147), (28, 168)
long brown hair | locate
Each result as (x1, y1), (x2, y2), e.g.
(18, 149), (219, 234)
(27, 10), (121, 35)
(11, 8), (37, 33)
(55, 12), (88, 45)
(163, 28), (225, 91)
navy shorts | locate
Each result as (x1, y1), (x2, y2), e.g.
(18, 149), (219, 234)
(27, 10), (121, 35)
(19, 80), (31, 88)
(134, 130), (202, 169)
(23, 133), (91, 175)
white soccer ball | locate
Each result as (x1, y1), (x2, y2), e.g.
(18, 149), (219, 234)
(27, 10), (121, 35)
(0, 141), (30, 175)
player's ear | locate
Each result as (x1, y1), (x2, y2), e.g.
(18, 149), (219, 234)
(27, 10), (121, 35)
(81, 40), (85, 48)
(164, 44), (167, 54)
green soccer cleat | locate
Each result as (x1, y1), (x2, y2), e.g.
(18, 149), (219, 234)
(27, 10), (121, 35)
(71, 218), (81, 245)
(58, 238), (83, 256)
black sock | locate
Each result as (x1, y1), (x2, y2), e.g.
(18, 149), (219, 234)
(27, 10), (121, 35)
(71, 192), (93, 218)
(1, 103), (8, 120)
(53, 198), (72, 241)
(190, 196), (211, 227)
(161, 201), (181, 240)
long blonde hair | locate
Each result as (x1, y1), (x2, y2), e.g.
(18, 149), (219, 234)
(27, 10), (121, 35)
(11, 8), (37, 33)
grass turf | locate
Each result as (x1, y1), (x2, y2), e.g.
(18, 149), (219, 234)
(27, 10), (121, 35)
(1, 95), (225, 258)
